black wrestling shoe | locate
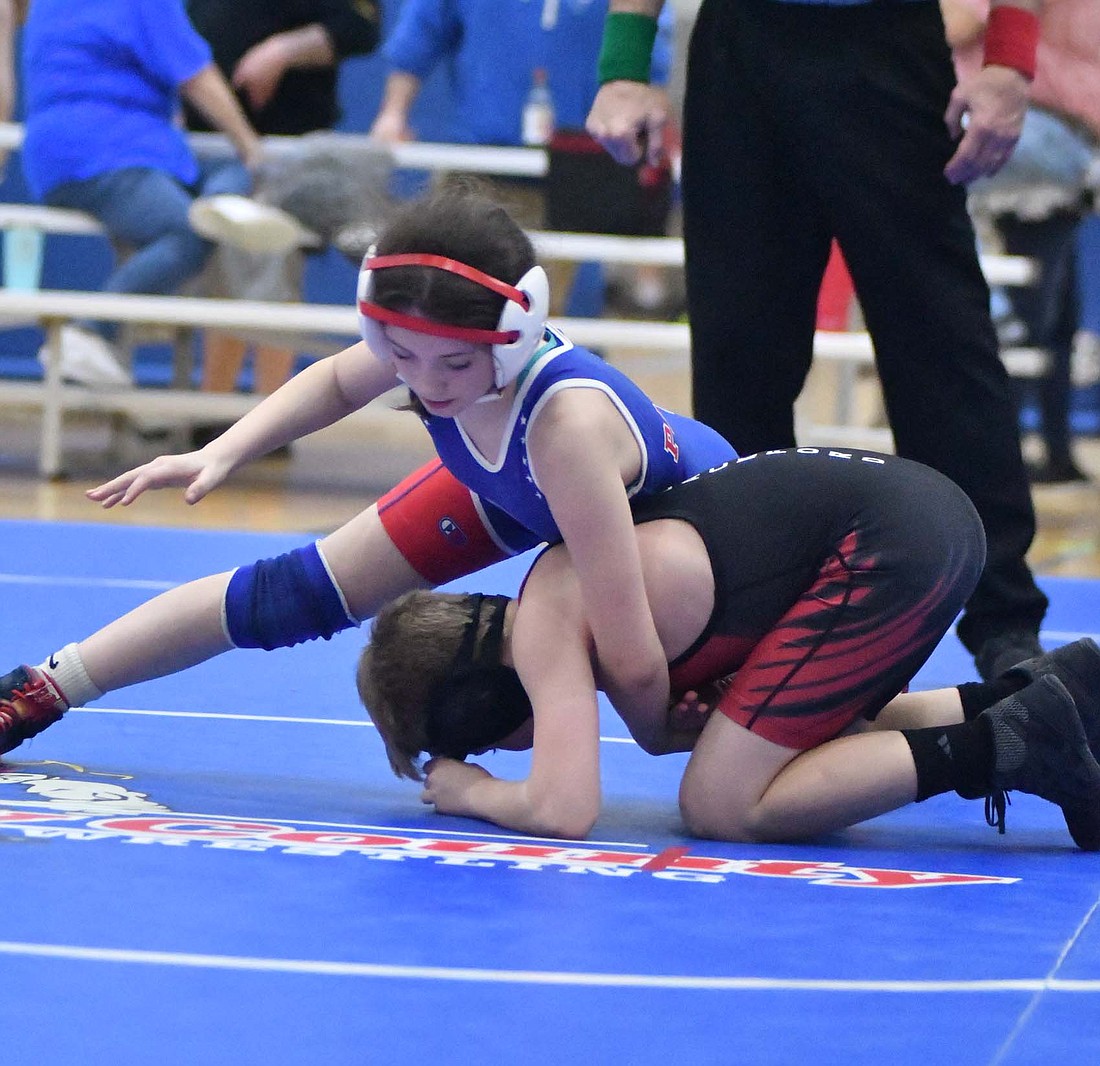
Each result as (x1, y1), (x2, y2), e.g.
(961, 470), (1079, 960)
(0, 665), (68, 755)
(974, 629), (1044, 682)
(980, 675), (1100, 850)
(1001, 638), (1100, 761)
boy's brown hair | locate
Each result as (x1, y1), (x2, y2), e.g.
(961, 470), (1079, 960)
(356, 590), (475, 780)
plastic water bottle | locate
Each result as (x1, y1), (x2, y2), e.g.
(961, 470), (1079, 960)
(3, 227), (44, 291)
(521, 68), (555, 147)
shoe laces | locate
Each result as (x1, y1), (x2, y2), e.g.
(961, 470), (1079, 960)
(985, 789), (1012, 834)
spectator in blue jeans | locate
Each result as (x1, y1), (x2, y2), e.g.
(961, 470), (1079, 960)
(972, 110), (1098, 484)
(947, 0), (1100, 484)
(19, 0), (263, 387)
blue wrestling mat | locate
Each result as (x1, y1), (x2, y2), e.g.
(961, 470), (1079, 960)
(1, 518), (1098, 1065)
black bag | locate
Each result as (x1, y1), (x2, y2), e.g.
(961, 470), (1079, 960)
(545, 128), (673, 237)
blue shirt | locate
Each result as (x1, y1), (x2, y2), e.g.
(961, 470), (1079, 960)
(382, 0), (675, 146)
(423, 326), (737, 552)
(767, 0), (928, 4)
(20, 0), (212, 199)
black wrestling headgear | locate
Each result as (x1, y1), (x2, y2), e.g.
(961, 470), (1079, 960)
(422, 594), (533, 760)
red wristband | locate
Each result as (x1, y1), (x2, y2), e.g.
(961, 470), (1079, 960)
(983, 5), (1040, 81)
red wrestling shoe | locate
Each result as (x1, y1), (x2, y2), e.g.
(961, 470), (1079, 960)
(0, 666), (67, 755)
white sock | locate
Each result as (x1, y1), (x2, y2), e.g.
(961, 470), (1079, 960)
(38, 643), (103, 709)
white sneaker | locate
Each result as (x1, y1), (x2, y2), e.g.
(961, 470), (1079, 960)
(188, 195), (319, 254)
(38, 324), (131, 388)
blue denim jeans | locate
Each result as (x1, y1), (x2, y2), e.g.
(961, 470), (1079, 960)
(973, 109), (1096, 464)
(46, 159), (251, 341)
(999, 208), (1083, 465)
(971, 108), (1096, 209)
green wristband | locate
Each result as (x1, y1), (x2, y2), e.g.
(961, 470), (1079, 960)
(597, 11), (659, 85)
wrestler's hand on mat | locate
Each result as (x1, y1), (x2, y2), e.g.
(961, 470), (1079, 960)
(421, 757), (491, 815)
(943, 65), (1029, 185)
(86, 450), (234, 508)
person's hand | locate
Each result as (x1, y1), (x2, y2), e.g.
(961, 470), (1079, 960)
(368, 110), (414, 145)
(943, 65), (1030, 185)
(421, 757), (491, 816)
(586, 81), (670, 167)
(232, 37), (291, 113)
(85, 450), (234, 508)
(240, 138), (268, 174)
(670, 673), (734, 733)
(668, 689), (716, 734)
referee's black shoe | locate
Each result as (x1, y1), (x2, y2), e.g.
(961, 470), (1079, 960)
(974, 629), (1044, 682)
(1000, 638), (1100, 762)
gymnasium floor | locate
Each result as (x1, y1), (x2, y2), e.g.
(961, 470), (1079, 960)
(1, 511), (1098, 1066)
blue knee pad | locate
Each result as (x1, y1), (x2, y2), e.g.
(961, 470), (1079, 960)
(224, 542), (357, 651)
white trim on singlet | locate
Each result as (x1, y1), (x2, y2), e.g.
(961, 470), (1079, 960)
(524, 378), (648, 501)
(469, 491), (524, 556)
(453, 339), (565, 473)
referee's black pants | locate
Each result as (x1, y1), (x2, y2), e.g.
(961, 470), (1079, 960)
(680, 0), (1048, 652)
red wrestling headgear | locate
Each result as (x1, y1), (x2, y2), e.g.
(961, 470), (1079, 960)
(356, 252), (550, 389)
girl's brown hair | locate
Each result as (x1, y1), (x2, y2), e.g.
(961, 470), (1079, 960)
(370, 179), (537, 336)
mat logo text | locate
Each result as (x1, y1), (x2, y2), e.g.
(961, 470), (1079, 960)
(0, 807), (1018, 888)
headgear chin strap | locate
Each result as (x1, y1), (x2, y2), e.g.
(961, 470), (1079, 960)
(422, 593), (533, 761)
(356, 251), (550, 389)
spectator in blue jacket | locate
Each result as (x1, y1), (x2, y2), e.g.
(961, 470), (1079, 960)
(19, 0), (263, 387)
(370, 0), (672, 148)
(367, 0), (676, 315)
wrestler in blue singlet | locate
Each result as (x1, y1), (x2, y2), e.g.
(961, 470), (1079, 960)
(422, 326), (737, 552)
